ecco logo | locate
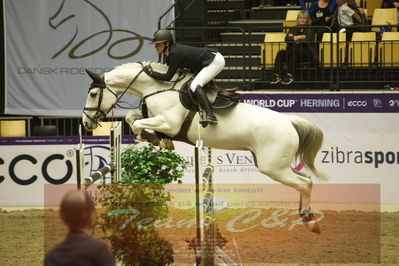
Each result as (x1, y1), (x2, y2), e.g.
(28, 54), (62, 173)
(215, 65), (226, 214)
(347, 100), (367, 107)
(0, 154), (73, 185)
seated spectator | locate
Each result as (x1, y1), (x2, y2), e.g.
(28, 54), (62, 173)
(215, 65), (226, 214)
(308, 0), (337, 41)
(336, 0), (363, 40)
(300, 0), (324, 10)
(300, 0), (363, 13)
(381, 0), (399, 8)
(271, 10), (316, 85)
(44, 190), (115, 266)
(346, 0), (366, 13)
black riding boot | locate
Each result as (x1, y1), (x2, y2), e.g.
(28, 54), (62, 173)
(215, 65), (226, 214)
(193, 85), (217, 124)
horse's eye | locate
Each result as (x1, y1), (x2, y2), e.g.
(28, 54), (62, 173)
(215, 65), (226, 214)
(90, 91), (97, 97)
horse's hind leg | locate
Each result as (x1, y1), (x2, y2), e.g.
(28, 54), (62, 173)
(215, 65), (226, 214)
(255, 150), (319, 233)
(266, 167), (312, 210)
(254, 147), (312, 204)
(267, 167), (320, 233)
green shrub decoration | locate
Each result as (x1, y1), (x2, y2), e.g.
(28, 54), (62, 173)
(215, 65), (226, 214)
(94, 143), (190, 265)
(121, 144), (189, 184)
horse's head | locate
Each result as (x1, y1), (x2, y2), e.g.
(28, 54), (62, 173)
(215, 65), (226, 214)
(82, 69), (118, 131)
(82, 62), (177, 131)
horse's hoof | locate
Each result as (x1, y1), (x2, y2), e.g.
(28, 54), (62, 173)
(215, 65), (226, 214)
(160, 138), (175, 150)
(140, 130), (160, 146)
(300, 211), (321, 234)
(149, 139), (160, 146)
(304, 221), (321, 234)
(137, 135), (146, 142)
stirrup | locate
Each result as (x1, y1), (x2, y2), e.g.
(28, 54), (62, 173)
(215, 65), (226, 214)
(199, 111), (217, 128)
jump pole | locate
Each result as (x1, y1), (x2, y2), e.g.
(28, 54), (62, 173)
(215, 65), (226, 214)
(194, 140), (202, 265)
(194, 140), (215, 265)
(194, 140), (241, 266)
(75, 122), (122, 189)
(109, 121), (122, 184)
(202, 146), (215, 265)
(76, 125), (85, 189)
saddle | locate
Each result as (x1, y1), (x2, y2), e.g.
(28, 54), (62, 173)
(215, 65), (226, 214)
(140, 78), (241, 146)
(179, 78), (240, 111)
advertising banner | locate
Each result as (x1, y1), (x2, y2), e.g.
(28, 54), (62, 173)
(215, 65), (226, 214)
(4, 0), (173, 116)
(240, 92), (399, 113)
(1, 93), (398, 207)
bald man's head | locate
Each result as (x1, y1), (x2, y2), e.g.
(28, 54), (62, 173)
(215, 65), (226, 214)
(60, 190), (95, 231)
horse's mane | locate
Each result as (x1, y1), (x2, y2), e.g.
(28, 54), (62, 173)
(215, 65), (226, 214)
(142, 61), (170, 73)
(113, 61), (168, 73)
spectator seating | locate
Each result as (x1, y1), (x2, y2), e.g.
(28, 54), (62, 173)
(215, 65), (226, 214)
(0, 120), (26, 137)
(379, 32), (399, 67)
(283, 10), (300, 32)
(261, 32), (286, 68)
(371, 8), (397, 32)
(363, 0), (383, 18)
(258, 4), (398, 89)
(319, 33), (347, 67)
(92, 121), (117, 136)
(348, 32), (377, 67)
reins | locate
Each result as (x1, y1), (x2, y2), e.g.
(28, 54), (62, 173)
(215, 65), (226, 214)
(142, 70), (186, 101)
(84, 62), (186, 127)
(83, 64), (144, 127)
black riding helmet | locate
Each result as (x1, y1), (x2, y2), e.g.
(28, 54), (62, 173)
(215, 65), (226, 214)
(150, 29), (174, 44)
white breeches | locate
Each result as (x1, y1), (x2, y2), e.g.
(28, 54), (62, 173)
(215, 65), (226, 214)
(190, 52), (225, 92)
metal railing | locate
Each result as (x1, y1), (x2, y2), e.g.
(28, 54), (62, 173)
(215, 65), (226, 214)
(167, 23), (399, 90)
(156, 2), (399, 90)
(168, 26), (249, 84)
(249, 25), (335, 90)
(158, 0), (203, 29)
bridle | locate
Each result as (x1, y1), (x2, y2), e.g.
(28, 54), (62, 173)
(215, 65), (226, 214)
(83, 65), (145, 127)
(83, 62), (186, 128)
(83, 81), (117, 127)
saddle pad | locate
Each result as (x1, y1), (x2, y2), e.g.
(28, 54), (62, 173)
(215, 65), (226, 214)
(179, 80), (240, 111)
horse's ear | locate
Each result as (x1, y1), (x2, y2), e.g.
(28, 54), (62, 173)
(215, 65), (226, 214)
(85, 69), (103, 84)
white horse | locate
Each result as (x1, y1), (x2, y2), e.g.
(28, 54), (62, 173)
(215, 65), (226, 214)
(82, 62), (328, 233)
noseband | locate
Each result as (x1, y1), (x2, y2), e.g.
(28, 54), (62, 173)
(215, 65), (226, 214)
(83, 64), (145, 127)
(83, 81), (117, 127)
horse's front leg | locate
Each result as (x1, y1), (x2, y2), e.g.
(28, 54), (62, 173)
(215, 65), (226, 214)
(125, 110), (143, 127)
(130, 115), (176, 149)
(125, 110), (161, 146)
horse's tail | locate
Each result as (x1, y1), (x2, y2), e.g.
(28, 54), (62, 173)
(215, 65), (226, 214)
(289, 115), (329, 181)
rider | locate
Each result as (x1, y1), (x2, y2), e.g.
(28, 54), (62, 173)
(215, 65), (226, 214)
(144, 29), (225, 124)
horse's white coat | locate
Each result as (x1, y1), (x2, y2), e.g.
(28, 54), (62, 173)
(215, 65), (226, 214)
(82, 62), (328, 214)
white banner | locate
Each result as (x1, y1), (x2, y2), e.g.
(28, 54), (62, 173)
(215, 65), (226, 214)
(0, 143), (110, 206)
(4, 0), (173, 116)
(1, 111), (398, 207)
(1, 89), (398, 208)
